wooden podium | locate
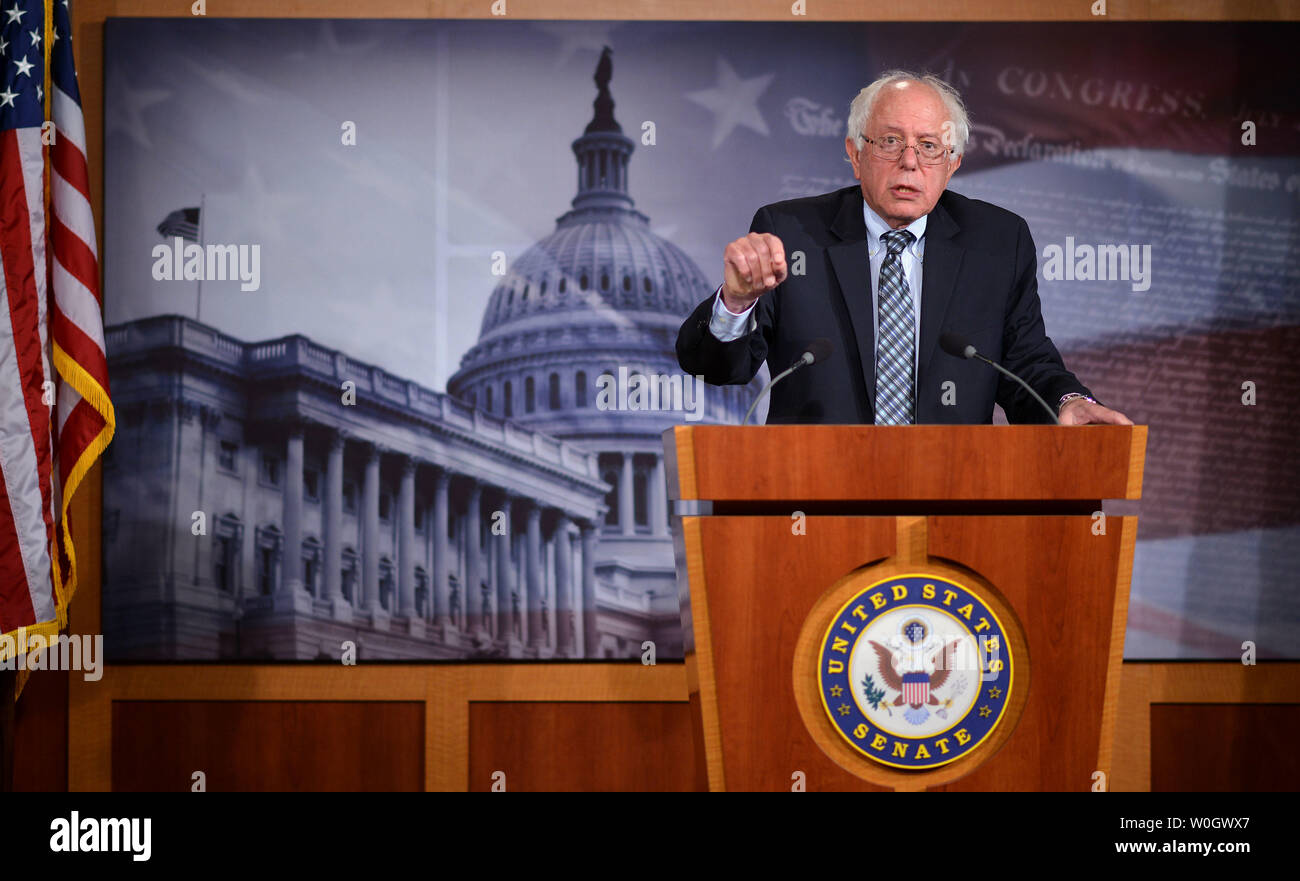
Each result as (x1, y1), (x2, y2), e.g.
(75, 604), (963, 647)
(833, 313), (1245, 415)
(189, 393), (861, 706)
(664, 425), (1147, 792)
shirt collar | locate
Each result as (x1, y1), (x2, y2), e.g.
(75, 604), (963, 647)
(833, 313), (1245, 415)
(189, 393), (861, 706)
(864, 200), (927, 259)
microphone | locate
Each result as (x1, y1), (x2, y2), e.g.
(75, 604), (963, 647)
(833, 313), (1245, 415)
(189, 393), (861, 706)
(939, 332), (1059, 425)
(743, 338), (833, 426)
(801, 338), (833, 367)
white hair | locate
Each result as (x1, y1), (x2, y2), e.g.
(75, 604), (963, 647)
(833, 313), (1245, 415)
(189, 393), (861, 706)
(845, 70), (971, 158)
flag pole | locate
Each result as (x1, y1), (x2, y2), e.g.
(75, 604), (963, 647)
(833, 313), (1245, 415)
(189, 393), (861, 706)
(195, 194), (205, 322)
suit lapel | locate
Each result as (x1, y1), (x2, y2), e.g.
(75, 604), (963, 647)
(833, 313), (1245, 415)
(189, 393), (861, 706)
(917, 198), (963, 394)
(826, 188), (877, 416)
(827, 189), (965, 420)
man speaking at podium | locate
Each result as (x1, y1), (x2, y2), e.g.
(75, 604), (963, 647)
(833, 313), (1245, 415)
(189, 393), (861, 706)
(675, 71), (1132, 427)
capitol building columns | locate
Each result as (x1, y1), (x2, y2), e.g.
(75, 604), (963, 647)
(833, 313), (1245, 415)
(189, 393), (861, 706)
(465, 480), (486, 641)
(554, 514), (576, 658)
(272, 439), (603, 655)
(580, 521), (599, 658)
(525, 504), (544, 653)
(432, 468), (451, 632)
(397, 456), (422, 637)
(226, 412), (610, 657)
(619, 453), (635, 536)
(281, 426), (304, 592)
(103, 315), (612, 661)
(495, 495), (522, 656)
(274, 423), (312, 614)
(649, 453), (668, 537)
(361, 443), (382, 619)
(322, 429), (347, 618)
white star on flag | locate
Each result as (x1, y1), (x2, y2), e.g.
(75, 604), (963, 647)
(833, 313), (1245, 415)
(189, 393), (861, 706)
(686, 58), (775, 150)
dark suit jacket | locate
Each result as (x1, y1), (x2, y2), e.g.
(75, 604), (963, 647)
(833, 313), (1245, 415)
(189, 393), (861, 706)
(675, 186), (1092, 424)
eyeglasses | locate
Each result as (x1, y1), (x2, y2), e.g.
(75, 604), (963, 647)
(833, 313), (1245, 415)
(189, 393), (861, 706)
(861, 134), (952, 165)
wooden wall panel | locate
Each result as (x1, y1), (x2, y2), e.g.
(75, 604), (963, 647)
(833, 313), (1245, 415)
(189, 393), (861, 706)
(26, 661), (1300, 791)
(111, 701), (424, 791)
(1112, 662), (1300, 791)
(64, 663), (686, 790)
(13, 670), (68, 792)
(1150, 703), (1300, 792)
(468, 701), (697, 791)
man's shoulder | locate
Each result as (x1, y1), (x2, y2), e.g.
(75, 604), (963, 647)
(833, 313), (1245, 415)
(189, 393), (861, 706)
(757, 185), (858, 220)
(750, 185), (858, 237)
(761, 184), (857, 211)
(937, 189), (1029, 243)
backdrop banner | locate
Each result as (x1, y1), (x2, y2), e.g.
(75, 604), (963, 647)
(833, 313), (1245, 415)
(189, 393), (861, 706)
(101, 19), (1299, 662)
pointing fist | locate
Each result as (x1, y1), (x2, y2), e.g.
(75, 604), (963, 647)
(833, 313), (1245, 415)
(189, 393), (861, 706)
(722, 232), (787, 313)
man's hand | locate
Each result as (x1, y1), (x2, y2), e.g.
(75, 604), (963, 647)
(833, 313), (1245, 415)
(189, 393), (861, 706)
(1058, 398), (1134, 425)
(722, 232), (787, 313)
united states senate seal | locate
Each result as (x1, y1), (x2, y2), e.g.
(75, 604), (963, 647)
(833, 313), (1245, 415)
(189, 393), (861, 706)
(817, 573), (1014, 770)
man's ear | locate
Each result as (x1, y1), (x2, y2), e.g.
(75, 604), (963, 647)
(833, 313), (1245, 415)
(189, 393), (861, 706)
(946, 152), (963, 181)
(845, 137), (863, 178)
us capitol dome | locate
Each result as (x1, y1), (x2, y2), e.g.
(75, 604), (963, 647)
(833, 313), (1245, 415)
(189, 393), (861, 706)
(447, 47), (755, 656)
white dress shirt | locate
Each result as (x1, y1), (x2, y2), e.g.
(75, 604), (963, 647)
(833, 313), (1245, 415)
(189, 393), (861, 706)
(707, 201), (927, 375)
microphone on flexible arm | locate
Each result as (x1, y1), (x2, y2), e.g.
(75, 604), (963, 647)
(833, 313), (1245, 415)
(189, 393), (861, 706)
(938, 332), (1060, 426)
(743, 338), (833, 426)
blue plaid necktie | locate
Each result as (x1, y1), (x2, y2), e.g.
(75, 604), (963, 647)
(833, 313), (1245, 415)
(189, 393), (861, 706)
(874, 229), (916, 425)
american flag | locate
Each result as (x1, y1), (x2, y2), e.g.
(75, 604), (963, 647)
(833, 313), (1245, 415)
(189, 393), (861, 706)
(0, 0), (113, 684)
(156, 206), (199, 242)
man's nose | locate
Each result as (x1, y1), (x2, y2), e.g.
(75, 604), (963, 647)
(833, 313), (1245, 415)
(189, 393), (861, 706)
(897, 145), (920, 169)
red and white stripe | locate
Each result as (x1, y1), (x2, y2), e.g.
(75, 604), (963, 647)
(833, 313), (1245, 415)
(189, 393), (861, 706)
(902, 678), (928, 705)
(51, 83), (109, 466)
(48, 76), (112, 609)
(0, 124), (57, 637)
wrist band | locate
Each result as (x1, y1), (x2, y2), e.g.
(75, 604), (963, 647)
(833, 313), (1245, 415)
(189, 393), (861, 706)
(1057, 392), (1095, 412)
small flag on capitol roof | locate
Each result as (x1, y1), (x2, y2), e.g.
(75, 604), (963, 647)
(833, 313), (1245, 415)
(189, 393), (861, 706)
(156, 206), (200, 242)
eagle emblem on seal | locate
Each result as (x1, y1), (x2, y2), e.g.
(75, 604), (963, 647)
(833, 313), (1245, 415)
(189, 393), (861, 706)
(867, 617), (964, 726)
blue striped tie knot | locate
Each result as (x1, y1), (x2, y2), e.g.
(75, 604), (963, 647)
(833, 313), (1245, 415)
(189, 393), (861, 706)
(882, 228), (914, 255)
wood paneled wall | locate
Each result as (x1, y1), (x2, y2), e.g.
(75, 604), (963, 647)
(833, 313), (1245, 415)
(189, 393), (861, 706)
(1112, 662), (1300, 792)
(14, 659), (1294, 791)
(70, 663), (689, 790)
